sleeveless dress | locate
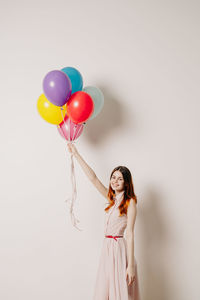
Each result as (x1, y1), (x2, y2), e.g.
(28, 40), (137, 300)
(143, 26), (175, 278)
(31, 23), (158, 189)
(93, 190), (141, 300)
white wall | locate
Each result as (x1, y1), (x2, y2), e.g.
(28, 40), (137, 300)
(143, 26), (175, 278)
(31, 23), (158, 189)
(0, 0), (199, 299)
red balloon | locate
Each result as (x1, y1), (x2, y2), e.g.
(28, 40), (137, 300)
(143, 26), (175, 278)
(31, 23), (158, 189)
(66, 91), (94, 124)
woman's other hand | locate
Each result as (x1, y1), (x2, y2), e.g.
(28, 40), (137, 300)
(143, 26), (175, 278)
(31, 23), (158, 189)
(67, 142), (78, 156)
(126, 266), (136, 286)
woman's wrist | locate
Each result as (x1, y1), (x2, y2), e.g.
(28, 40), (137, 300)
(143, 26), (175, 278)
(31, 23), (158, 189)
(73, 151), (79, 158)
(127, 264), (135, 270)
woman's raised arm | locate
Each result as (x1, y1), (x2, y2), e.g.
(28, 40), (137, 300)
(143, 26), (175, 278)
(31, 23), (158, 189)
(67, 143), (108, 199)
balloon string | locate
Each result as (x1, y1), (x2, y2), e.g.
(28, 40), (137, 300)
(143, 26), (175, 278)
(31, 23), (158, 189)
(60, 107), (69, 139)
(75, 122), (86, 140)
(75, 124), (81, 139)
(60, 107), (82, 231)
(69, 112), (71, 142)
(72, 121), (76, 141)
(65, 152), (82, 231)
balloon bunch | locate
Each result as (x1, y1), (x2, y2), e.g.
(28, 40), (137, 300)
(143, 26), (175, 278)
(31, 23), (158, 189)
(37, 66), (104, 230)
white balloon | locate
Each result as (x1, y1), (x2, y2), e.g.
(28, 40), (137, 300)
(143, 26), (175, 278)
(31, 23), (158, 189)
(83, 86), (104, 120)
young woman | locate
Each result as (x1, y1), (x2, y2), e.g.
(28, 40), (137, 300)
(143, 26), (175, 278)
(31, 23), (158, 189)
(67, 143), (141, 300)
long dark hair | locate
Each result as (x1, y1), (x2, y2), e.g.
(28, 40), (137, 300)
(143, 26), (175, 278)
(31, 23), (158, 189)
(105, 166), (137, 216)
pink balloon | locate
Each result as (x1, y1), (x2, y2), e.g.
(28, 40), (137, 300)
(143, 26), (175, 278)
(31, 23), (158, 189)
(57, 115), (84, 141)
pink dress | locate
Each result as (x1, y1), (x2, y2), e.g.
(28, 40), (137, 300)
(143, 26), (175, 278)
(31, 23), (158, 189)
(93, 190), (141, 300)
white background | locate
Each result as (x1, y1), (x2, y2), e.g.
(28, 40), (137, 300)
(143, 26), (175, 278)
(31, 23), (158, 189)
(0, 0), (199, 299)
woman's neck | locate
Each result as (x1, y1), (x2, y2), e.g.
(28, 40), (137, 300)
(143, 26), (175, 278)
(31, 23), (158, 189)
(115, 190), (124, 197)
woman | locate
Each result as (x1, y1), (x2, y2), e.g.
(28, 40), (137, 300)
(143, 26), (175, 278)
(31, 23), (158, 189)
(67, 142), (141, 300)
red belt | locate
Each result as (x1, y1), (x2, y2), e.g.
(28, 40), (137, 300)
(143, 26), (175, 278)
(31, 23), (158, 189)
(105, 235), (124, 241)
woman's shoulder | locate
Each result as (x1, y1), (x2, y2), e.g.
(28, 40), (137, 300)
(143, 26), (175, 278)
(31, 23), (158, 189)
(127, 198), (137, 214)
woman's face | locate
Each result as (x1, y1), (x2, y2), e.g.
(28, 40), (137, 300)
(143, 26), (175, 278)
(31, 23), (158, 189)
(110, 170), (124, 192)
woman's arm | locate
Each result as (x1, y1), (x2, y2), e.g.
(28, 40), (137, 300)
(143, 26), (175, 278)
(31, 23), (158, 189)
(125, 199), (137, 285)
(125, 199), (137, 268)
(67, 143), (108, 199)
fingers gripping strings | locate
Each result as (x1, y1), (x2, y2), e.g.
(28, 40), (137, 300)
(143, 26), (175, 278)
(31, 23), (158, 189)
(60, 107), (84, 231)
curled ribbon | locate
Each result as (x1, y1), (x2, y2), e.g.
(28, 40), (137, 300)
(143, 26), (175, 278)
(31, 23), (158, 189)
(60, 107), (83, 231)
(65, 151), (82, 231)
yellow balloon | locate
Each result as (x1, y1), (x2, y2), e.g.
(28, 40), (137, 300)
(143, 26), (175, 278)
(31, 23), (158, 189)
(37, 94), (66, 125)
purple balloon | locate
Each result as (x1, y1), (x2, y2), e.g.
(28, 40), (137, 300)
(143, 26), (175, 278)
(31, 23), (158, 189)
(43, 70), (72, 106)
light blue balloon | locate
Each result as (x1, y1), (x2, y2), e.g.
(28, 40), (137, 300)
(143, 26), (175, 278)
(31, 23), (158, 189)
(61, 67), (83, 94)
(83, 86), (104, 120)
